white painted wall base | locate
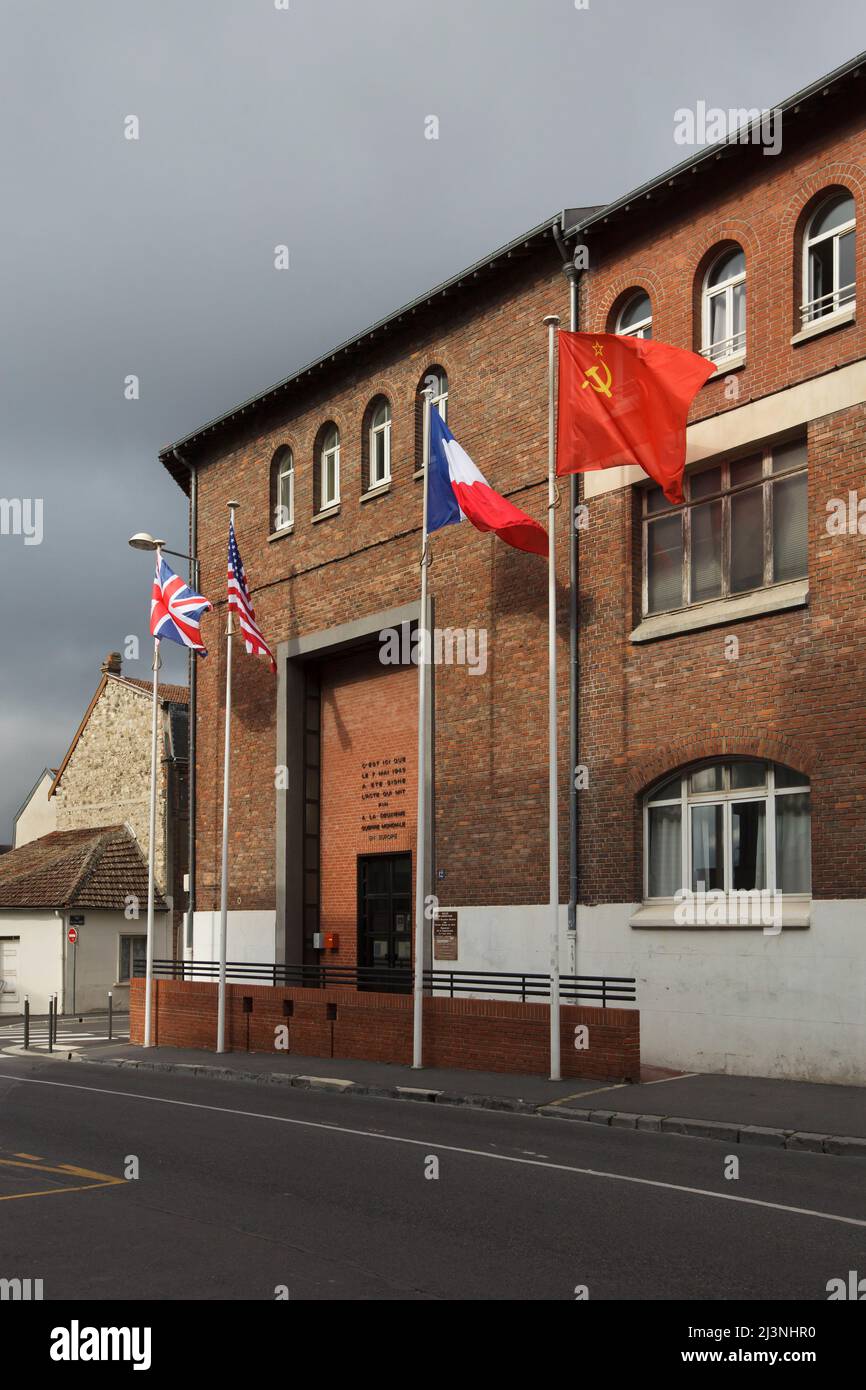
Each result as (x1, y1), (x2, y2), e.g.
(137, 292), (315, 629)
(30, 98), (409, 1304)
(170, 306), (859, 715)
(191, 910), (278, 982)
(449, 901), (866, 1086)
(0, 910), (171, 1015)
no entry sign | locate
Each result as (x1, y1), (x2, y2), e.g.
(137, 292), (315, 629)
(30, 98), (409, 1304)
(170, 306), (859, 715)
(67, 926), (78, 945)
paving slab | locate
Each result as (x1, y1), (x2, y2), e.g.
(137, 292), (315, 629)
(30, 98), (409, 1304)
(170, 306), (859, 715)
(77, 1042), (600, 1107)
(548, 1070), (866, 1138)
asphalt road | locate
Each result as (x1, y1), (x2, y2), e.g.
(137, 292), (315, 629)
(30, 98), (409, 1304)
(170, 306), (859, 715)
(1, 1054), (864, 1301)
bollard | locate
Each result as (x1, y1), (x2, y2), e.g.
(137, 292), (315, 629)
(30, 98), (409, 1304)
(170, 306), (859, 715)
(47, 996), (54, 1053)
(23, 996), (29, 1050)
(108, 991), (113, 1041)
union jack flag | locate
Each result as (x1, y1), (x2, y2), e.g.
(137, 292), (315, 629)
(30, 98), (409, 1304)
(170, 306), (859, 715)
(150, 555), (212, 654)
(228, 519), (276, 673)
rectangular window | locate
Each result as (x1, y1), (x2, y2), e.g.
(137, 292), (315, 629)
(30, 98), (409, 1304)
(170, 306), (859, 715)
(278, 468), (293, 529)
(647, 804), (682, 897)
(775, 792), (811, 893)
(642, 438), (807, 616)
(119, 936), (146, 983)
(691, 803), (724, 892)
(371, 427), (390, 487)
(322, 448), (340, 509)
(731, 800), (766, 891)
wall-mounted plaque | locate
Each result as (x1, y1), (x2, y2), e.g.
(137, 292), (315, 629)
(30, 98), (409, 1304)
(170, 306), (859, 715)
(433, 909), (458, 961)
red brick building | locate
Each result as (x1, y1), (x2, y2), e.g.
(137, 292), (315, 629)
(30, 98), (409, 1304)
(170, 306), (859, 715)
(161, 50), (866, 1081)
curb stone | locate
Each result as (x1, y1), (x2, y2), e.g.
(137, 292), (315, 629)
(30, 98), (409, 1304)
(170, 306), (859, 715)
(738, 1123), (790, 1147)
(61, 1055), (866, 1159)
(535, 1104), (866, 1159)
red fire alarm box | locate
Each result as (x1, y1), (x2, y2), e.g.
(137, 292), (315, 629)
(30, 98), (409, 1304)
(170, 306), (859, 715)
(325, 932), (339, 951)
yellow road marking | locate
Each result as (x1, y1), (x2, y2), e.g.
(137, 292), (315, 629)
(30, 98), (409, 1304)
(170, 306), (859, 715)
(12, 1152), (42, 1160)
(0, 1156), (124, 1202)
(0, 1181), (124, 1202)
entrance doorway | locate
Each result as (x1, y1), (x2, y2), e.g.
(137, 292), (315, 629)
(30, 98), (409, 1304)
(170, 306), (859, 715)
(357, 853), (412, 991)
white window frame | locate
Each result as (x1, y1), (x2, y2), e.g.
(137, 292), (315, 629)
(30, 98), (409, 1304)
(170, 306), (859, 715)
(320, 427), (340, 510)
(702, 249), (746, 365)
(616, 291), (653, 340)
(369, 401), (391, 487)
(426, 370), (448, 424)
(643, 760), (811, 903)
(801, 194), (856, 326)
(641, 438), (807, 618)
(118, 934), (147, 984)
(274, 448), (294, 531)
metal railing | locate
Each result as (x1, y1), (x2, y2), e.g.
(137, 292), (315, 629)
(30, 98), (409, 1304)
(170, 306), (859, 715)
(139, 959), (636, 1007)
(800, 281), (855, 325)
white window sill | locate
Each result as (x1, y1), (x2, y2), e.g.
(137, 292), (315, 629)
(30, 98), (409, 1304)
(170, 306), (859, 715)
(313, 504), (340, 523)
(631, 578), (808, 643)
(791, 303), (855, 346)
(706, 353), (746, 378)
(630, 898), (810, 930)
(268, 526), (294, 543)
(361, 482), (391, 502)
(413, 468), (425, 481)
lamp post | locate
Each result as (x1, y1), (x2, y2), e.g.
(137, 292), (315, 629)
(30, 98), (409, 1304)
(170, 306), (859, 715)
(128, 532), (200, 979)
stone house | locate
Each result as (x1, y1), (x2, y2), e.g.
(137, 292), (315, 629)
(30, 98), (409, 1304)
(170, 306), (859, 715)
(0, 652), (188, 1013)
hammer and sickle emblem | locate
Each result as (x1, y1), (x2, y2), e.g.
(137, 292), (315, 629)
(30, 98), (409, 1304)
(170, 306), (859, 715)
(582, 361), (613, 398)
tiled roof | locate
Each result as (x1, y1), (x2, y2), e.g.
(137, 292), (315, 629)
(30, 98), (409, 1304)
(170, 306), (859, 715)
(0, 826), (165, 912)
(119, 677), (189, 705)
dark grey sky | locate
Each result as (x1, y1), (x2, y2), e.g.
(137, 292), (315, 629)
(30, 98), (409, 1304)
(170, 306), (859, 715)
(0, 0), (862, 838)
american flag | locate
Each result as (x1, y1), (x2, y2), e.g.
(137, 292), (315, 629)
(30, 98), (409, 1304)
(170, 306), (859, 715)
(228, 519), (276, 673)
(150, 555), (212, 654)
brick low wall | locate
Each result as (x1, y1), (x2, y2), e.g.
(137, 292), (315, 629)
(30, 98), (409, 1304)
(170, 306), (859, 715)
(130, 979), (640, 1080)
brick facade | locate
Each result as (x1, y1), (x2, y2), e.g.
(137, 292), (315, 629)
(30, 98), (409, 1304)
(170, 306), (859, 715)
(319, 649), (417, 968)
(191, 256), (572, 921)
(161, 57), (866, 1080)
(576, 99), (866, 905)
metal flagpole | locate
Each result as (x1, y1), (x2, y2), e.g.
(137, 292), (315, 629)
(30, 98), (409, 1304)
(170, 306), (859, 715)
(143, 621), (161, 1049)
(544, 315), (562, 1081)
(412, 387), (434, 1069)
(216, 501), (239, 1053)
(567, 264), (580, 981)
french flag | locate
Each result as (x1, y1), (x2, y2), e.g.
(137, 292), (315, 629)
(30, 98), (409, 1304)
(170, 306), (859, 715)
(427, 411), (548, 557)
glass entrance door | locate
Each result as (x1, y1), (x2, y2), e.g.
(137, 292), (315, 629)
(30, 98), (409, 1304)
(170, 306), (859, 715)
(357, 853), (412, 991)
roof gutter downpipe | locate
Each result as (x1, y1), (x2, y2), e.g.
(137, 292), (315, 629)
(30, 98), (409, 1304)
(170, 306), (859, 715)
(174, 448), (198, 962)
(552, 221), (582, 975)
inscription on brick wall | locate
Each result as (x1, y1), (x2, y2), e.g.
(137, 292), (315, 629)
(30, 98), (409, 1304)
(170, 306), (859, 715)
(361, 754), (408, 843)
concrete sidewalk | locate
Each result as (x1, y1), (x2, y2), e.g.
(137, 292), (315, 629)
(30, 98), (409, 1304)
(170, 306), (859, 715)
(59, 1041), (866, 1157)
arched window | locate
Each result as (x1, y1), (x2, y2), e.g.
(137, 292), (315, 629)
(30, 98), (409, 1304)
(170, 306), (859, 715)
(702, 246), (746, 365)
(271, 446), (294, 532)
(317, 424), (340, 511)
(616, 290), (652, 339)
(802, 192), (855, 325)
(415, 366), (448, 472)
(365, 397), (392, 489)
(644, 760), (811, 903)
